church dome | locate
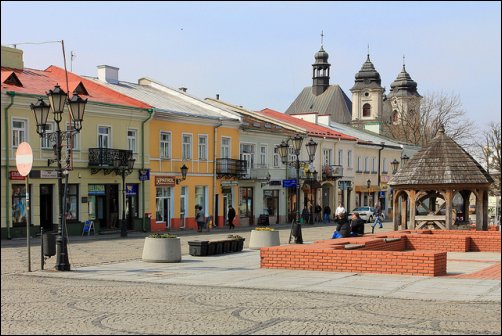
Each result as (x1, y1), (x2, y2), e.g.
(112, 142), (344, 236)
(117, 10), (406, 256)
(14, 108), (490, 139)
(387, 65), (421, 98)
(350, 54), (382, 91)
(313, 46), (330, 66)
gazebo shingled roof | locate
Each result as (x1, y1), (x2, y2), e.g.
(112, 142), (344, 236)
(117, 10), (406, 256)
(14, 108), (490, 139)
(389, 126), (493, 186)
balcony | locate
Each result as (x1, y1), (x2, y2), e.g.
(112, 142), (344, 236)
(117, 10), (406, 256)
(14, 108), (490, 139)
(322, 165), (343, 181)
(241, 164), (271, 180)
(216, 158), (247, 179)
(88, 148), (133, 175)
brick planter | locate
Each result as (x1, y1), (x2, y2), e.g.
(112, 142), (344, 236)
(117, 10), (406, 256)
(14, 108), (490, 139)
(188, 240), (209, 256)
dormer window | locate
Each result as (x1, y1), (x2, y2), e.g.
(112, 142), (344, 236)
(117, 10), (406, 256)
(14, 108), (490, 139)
(3, 72), (23, 87)
(73, 82), (89, 96)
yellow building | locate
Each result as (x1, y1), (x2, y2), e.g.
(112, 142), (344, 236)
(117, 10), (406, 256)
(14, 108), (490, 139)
(1, 46), (152, 238)
(88, 72), (242, 231)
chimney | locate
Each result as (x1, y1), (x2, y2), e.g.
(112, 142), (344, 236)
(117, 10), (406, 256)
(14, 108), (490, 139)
(1, 45), (24, 69)
(216, 94), (220, 100)
(97, 65), (119, 84)
(179, 87), (187, 92)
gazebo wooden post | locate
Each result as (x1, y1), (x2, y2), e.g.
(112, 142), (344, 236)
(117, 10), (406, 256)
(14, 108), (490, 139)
(409, 190), (417, 229)
(401, 195), (407, 230)
(445, 189), (453, 229)
(393, 191), (399, 231)
(482, 189), (489, 230)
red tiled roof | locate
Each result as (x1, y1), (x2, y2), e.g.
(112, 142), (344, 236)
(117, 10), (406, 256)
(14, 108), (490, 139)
(259, 108), (356, 141)
(1, 65), (151, 109)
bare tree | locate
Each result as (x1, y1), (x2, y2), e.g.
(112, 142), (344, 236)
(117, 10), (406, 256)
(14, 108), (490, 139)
(382, 91), (475, 148)
(476, 122), (501, 196)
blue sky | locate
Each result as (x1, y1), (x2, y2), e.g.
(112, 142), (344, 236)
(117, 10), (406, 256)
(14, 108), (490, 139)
(2, 1), (501, 128)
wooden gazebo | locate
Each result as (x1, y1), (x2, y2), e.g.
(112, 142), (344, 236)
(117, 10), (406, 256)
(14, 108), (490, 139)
(389, 126), (493, 231)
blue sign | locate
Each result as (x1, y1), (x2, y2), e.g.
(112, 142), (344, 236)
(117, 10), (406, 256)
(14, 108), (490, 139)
(379, 191), (385, 198)
(126, 184), (138, 196)
(282, 179), (297, 188)
(139, 169), (150, 181)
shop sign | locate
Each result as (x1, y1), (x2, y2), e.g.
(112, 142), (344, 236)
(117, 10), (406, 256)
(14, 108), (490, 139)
(40, 170), (58, 179)
(222, 187), (232, 194)
(282, 179), (297, 188)
(9, 171), (25, 180)
(88, 184), (105, 195)
(126, 184), (138, 196)
(139, 169), (150, 181)
(155, 176), (175, 186)
(269, 180), (281, 186)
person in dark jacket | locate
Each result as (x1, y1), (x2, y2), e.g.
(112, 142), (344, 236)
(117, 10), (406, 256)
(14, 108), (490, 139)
(323, 205), (331, 224)
(332, 213), (351, 238)
(227, 205), (236, 230)
(350, 212), (365, 236)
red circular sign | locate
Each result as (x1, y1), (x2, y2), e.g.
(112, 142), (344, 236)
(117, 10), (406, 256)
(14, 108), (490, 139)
(16, 142), (33, 177)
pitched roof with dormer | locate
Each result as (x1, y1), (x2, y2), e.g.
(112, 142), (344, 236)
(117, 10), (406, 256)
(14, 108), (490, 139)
(1, 66), (151, 108)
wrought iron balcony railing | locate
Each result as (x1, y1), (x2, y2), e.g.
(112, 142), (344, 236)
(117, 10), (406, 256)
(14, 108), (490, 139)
(89, 148), (133, 175)
(322, 164), (343, 181)
(216, 158), (247, 178)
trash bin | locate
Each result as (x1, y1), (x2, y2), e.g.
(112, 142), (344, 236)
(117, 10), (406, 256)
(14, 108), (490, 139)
(42, 232), (56, 257)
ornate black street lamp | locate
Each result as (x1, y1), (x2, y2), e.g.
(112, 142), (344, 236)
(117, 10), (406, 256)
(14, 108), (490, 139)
(31, 85), (87, 271)
(276, 134), (317, 244)
(114, 155), (136, 238)
(391, 154), (410, 174)
(176, 164), (188, 184)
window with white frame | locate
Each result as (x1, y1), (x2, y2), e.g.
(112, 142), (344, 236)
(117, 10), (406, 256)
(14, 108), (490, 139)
(98, 126), (111, 148)
(12, 119), (26, 148)
(364, 157), (369, 172)
(41, 122), (55, 149)
(128, 129), (137, 153)
(259, 145), (267, 166)
(338, 149), (343, 166)
(288, 147), (296, 163)
(323, 148), (333, 166)
(67, 123), (79, 150)
(160, 132), (171, 159)
(182, 134), (192, 160)
(372, 157), (376, 172)
(382, 158), (388, 173)
(273, 146), (280, 167)
(221, 137), (231, 158)
(357, 156), (361, 172)
(198, 135), (208, 160)
(347, 150), (353, 168)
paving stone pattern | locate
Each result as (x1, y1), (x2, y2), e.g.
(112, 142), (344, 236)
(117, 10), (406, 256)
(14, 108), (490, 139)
(2, 224), (501, 335)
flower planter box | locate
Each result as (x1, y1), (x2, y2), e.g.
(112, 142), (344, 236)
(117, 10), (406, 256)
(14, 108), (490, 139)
(249, 230), (280, 250)
(236, 238), (245, 251)
(229, 239), (238, 252)
(142, 237), (181, 263)
(222, 240), (231, 253)
(188, 240), (209, 256)
(214, 241), (224, 254)
(207, 242), (216, 255)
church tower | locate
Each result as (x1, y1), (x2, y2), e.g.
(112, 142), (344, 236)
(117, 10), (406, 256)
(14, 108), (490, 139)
(350, 53), (384, 133)
(386, 59), (422, 124)
(312, 45), (331, 96)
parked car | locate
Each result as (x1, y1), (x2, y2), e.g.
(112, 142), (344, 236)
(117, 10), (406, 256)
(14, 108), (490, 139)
(349, 207), (376, 223)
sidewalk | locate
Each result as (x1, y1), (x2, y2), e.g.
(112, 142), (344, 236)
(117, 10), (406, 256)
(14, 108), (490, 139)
(29, 247), (501, 303)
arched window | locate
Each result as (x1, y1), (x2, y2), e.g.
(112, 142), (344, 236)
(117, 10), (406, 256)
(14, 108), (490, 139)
(392, 110), (399, 123)
(362, 103), (371, 117)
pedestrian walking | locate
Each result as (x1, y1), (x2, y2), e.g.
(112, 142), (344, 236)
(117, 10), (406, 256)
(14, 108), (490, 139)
(302, 206), (310, 224)
(195, 205), (205, 232)
(371, 206), (384, 233)
(314, 204), (322, 223)
(227, 205), (236, 230)
(323, 205), (331, 224)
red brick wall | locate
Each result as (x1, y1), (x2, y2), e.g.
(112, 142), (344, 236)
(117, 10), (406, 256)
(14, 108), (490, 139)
(260, 230), (499, 277)
(260, 246), (446, 276)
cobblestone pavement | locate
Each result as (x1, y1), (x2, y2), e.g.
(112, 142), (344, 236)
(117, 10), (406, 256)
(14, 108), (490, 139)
(2, 223), (501, 335)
